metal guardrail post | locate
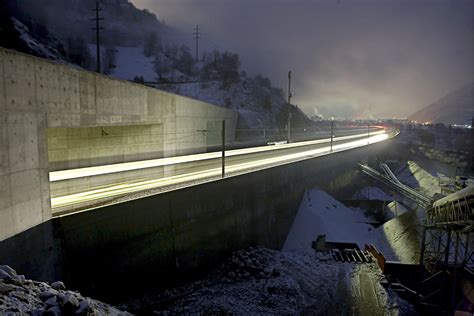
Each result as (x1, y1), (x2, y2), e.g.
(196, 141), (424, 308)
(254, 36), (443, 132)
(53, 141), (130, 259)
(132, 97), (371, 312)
(222, 120), (225, 178)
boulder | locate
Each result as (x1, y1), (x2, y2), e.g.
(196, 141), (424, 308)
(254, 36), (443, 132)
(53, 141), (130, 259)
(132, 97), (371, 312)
(75, 299), (92, 315)
(45, 305), (61, 316)
(45, 295), (58, 306)
(0, 282), (15, 294)
(51, 281), (66, 291)
(61, 293), (80, 313)
(0, 265), (17, 276)
(39, 289), (59, 301)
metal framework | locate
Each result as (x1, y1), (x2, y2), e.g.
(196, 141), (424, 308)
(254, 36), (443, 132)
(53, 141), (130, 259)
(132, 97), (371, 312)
(418, 187), (474, 314)
(358, 163), (432, 208)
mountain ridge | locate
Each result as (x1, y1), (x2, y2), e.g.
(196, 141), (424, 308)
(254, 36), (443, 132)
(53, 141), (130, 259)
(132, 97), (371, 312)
(408, 82), (474, 125)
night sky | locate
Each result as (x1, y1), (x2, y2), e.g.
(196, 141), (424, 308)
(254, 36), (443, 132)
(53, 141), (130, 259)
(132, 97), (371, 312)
(132, 0), (473, 119)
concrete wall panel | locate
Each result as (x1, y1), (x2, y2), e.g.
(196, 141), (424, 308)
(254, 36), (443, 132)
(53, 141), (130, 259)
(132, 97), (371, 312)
(39, 169), (51, 221)
(4, 50), (36, 112)
(0, 204), (14, 241)
(10, 169), (43, 231)
(0, 113), (9, 176)
(0, 50), (5, 112)
(96, 76), (113, 115)
(7, 112), (39, 173)
(146, 89), (164, 118)
(0, 174), (12, 214)
(48, 124), (164, 170)
(78, 72), (96, 115)
(57, 67), (80, 114)
(35, 59), (56, 112)
(122, 83), (147, 117)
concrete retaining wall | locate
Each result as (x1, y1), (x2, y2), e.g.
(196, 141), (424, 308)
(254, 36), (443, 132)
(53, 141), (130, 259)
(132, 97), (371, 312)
(47, 124), (165, 171)
(0, 48), (237, 241)
(0, 138), (393, 301)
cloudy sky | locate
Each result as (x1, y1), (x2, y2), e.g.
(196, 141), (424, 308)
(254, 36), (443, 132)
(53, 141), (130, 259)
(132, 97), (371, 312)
(131, 0), (473, 119)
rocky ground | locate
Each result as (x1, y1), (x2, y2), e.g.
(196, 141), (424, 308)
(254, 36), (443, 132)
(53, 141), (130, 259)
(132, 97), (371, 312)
(123, 246), (416, 315)
(0, 265), (130, 315)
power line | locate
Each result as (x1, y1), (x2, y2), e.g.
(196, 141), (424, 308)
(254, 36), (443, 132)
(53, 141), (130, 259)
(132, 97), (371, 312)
(193, 24), (201, 61)
(91, 1), (104, 73)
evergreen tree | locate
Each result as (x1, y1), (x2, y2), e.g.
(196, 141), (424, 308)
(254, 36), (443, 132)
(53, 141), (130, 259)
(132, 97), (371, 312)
(143, 32), (161, 57)
(66, 36), (93, 69)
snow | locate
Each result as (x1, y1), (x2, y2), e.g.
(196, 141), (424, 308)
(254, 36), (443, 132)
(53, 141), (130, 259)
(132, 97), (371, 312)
(282, 189), (375, 251)
(353, 186), (395, 201)
(396, 161), (441, 198)
(385, 201), (409, 219)
(11, 18), (62, 60)
(161, 81), (281, 128)
(84, 43), (287, 129)
(283, 189), (422, 263)
(88, 45), (157, 81)
(113, 46), (157, 81)
(370, 209), (424, 263)
(433, 186), (474, 208)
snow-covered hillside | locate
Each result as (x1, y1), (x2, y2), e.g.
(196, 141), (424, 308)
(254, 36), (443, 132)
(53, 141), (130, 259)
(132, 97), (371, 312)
(2, 0), (300, 129)
(408, 82), (474, 125)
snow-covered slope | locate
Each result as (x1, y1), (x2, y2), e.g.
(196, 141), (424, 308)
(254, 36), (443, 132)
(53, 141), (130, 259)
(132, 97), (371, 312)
(408, 82), (474, 125)
(396, 161), (441, 198)
(161, 80), (285, 128)
(3, 0), (306, 130)
(282, 189), (375, 251)
(283, 189), (422, 263)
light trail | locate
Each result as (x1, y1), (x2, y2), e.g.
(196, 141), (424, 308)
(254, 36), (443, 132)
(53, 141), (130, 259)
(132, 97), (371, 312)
(50, 129), (386, 182)
(51, 132), (390, 210)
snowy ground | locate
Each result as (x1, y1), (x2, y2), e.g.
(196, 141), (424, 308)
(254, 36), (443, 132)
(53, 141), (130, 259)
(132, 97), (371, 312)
(124, 247), (415, 315)
(113, 46), (156, 81)
(88, 45), (157, 81)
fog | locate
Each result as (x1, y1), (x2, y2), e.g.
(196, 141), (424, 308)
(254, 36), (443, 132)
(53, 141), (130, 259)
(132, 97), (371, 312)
(131, 0), (473, 119)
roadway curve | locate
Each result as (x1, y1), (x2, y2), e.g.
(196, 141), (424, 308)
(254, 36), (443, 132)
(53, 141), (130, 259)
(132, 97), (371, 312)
(50, 128), (394, 215)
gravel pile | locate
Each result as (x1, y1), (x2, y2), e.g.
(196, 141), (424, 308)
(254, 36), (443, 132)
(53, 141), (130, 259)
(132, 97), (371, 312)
(125, 247), (350, 314)
(124, 246), (416, 315)
(217, 247), (278, 283)
(0, 265), (130, 315)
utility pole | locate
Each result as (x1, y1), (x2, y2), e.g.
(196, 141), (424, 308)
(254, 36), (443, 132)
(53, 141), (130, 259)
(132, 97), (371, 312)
(287, 71), (292, 143)
(91, 1), (104, 73)
(367, 121), (370, 144)
(221, 120), (226, 178)
(330, 119), (334, 152)
(193, 25), (201, 62)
